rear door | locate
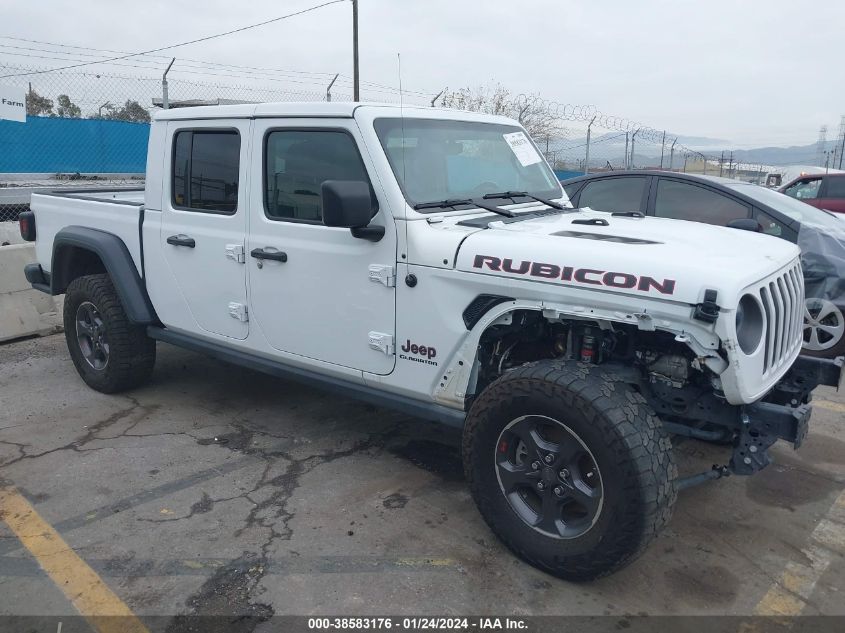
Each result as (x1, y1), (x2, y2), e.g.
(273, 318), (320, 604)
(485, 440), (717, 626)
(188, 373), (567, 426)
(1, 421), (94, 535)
(814, 175), (845, 213)
(648, 177), (751, 226)
(571, 176), (650, 214)
(160, 121), (251, 339)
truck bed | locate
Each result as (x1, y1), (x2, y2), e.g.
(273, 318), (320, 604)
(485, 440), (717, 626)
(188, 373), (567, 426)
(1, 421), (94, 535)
(30, 188), (146, 277)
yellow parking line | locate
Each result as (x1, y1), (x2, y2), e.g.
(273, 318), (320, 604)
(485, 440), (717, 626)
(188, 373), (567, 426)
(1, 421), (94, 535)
(0, 486), (149, 633)
(813, 399), (845, 414)
(754, 489), (845, 616)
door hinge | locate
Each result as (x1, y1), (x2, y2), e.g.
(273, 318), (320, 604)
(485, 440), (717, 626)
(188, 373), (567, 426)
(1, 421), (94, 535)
(229, 302), (249, 322)
(368, 264), (395, 287)
(225, 244), (246, 264)
(368, 331), (394, 355)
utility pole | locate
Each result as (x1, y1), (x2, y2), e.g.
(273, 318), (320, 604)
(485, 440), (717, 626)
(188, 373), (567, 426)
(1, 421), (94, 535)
(719, 151), (724, 177)
(659, 130), (666, 169)
(729, 151), (734, 179)
(669, 138), (677, 171)
(352, 0), (360, 101)
(584, 115), (597, 175)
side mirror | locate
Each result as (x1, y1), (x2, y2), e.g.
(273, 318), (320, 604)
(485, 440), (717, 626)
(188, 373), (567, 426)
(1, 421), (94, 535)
(727, 218), (762, 233)
(321, 180), (383, 242)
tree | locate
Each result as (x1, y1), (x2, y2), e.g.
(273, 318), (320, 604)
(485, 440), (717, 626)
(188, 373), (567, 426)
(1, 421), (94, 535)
(439, 84), (565, 145)
(105, 99), (151, 123)
(26, 88), (53, 116)
(56, 94), (82, 118)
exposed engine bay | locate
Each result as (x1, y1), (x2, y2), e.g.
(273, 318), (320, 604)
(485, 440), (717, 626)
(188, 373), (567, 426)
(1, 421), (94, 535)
(473, 309), (827, 478)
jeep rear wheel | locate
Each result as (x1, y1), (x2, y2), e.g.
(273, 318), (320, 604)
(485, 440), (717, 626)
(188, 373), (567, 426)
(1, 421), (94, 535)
(64, 274), (156, 393)
(463, 360), (677, 581)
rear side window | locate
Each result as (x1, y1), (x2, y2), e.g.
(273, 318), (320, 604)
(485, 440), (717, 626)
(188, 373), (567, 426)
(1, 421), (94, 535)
(654, 179), (749, 226)
(577, 177), (646, 213)
(826, 176), (845, 198)
(264, 130), (371, 223)
(172, 130), (240, 213)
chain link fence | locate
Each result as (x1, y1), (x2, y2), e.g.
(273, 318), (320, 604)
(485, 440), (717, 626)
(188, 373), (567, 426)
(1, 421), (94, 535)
(1, 62), (726, 222)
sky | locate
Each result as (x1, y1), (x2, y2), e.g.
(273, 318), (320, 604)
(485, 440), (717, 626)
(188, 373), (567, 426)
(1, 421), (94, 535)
(1, 0), (843, 148)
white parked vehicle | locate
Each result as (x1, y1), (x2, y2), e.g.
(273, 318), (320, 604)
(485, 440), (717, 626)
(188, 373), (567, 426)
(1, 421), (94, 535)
(20, 103), (842, 580)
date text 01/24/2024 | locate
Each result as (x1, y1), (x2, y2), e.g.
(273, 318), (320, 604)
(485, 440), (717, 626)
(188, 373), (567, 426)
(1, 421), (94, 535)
(307, 617), (528, 630)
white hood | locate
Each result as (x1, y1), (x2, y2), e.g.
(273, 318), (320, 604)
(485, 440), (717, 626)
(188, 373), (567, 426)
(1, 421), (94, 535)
(449, 208), (801, 306)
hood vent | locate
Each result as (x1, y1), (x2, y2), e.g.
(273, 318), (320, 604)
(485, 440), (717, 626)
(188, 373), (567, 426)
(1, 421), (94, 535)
(550, 230), (660, 245)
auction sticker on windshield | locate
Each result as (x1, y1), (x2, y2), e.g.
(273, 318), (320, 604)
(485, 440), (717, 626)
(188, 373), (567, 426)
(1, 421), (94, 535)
(503, 131), (542, 167)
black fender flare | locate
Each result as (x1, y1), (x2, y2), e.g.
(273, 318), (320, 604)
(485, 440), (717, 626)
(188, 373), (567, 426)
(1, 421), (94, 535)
(51, 226), (158, 324)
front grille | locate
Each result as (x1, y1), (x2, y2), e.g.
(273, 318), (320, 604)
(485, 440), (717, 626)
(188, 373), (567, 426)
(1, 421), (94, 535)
(758, 261), (804, 376)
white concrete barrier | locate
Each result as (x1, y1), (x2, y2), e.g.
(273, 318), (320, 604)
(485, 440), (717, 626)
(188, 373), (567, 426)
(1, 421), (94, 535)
(0, 242), (62, 342)
(0, 222), (24, 246)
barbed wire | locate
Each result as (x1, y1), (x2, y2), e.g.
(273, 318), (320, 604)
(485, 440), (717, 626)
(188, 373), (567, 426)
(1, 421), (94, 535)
(0, 60), (756, 223)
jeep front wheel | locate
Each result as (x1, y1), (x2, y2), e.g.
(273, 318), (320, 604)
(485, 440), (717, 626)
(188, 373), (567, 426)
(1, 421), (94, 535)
(463, 360), (677, 581)
(64, 274), (156, 393)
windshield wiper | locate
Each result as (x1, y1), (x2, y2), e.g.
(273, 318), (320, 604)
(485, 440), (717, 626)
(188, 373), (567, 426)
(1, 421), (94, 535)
(483, 191), (568, 211)
(413, 198), (515, 218)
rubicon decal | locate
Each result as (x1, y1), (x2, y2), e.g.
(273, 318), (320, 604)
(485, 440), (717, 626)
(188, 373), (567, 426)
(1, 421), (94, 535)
(399, 339), (438, 366)
(473, 255), (676, 295)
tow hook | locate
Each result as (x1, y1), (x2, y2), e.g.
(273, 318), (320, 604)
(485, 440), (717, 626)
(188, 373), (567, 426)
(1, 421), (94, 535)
(677, 464), (731, 491)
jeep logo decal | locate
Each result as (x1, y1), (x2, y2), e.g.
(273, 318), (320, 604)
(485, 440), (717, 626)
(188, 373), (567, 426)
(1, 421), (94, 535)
(472, 255), (676, 295)
(400, 339), (438, 366)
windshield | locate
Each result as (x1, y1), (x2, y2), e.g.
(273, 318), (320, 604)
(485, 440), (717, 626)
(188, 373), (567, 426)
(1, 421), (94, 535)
(373, 118), (562, 209)
(728, 183), (845, 231)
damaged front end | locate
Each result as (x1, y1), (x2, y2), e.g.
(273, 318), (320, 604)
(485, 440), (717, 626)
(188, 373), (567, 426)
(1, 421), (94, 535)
(677, 355), (843, 488)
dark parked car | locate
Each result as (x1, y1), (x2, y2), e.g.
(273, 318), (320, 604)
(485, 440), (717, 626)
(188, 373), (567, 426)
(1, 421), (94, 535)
(562, 170), (845, 358)
(779, 172), (845, 214)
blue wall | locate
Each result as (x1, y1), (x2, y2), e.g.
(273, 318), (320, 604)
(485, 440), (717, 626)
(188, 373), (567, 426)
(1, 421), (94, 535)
(0, 116), (150, 173)
(554, 169), (585, 181)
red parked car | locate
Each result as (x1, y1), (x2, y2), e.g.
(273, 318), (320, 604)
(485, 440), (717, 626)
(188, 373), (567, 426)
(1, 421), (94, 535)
(779, 172), (845, 214)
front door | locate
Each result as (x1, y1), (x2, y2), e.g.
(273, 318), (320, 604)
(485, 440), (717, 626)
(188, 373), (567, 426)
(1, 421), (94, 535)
(248, 120), (396, 374)
(161, 121), (251, 339)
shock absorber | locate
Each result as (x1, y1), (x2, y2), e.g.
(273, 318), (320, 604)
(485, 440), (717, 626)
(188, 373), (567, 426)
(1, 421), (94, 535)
(580, 333), (597, 363)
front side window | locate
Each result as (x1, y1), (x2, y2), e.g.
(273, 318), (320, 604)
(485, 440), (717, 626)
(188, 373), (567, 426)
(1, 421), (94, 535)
(654, 179), (749, 226)
(172, 130), (240, 213)
(373, 118), (561, 208)
(578, 177), (646, 213)
(264, 130), (370, 223)
(783, 178), (821, 200)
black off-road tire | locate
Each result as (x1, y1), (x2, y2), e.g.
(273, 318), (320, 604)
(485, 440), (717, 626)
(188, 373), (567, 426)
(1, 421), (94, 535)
(63, 274), (156, 393)
(463, 360), (677, 581)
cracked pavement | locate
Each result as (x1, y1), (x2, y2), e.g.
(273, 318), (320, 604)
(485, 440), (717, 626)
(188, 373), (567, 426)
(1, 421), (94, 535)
(1, 334), (844, 628)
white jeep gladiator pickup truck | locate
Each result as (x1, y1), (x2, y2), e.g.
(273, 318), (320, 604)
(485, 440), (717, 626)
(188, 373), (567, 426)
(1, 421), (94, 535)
(20, 103), (843, 580)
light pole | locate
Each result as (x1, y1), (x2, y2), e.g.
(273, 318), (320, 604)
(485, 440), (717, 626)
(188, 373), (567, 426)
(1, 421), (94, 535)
(352, 0), (359, 101)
